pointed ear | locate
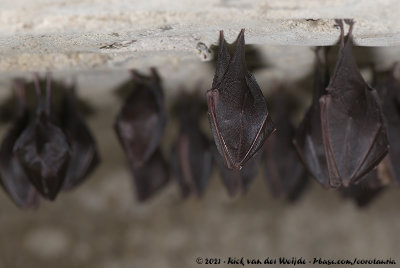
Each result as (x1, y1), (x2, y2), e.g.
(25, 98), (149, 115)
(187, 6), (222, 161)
(212, 31), (230, 88)
(225, 29), (246, 81)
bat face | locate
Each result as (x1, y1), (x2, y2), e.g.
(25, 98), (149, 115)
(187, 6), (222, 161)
(0, 83), (39, 209)
(171, 93), (213, 198)
(319, 20), (388, 188)
(294, 48), (331, 188)
(60, 87), (100, 191)
(115, 69), (167, 168)
(263, 94), (308, 202)
(13, 74), (71, 200)
(206, 29), (275, 170)
(132, 148), (170, 202)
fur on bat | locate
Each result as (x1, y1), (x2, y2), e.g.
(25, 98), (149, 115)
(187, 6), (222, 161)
(206, 29), (275, 170)
(0, 81), (40, 209)
(131, 148), (170, 202)
(213, 147), (260, 197)
(263, 92), (308, 202)
(319, 19), (389, 188)
(13, 73), (71, 200)
(60, 86), (100, 191)
(170, 92), (213, 198)
(293, 47), (331, 188)
(114, 69), (167, 168)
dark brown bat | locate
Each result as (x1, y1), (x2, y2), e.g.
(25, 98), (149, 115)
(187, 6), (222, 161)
(374, 64), (400, 186)
(0, 81), (40, 209)
(60, 86), (100, 191)
(319, 19), (388, 188)
(214, 147), (260, 197)
(171, 92), (213, 198)
(206, 29), (275, 170)
(114, 69), (167, 168)
(132, 148), (170, 201)
(263, 93), (308, 202)
(340, 170), (386, 207)
(293, 47), (331, 188)
(13, 73), (71, 200)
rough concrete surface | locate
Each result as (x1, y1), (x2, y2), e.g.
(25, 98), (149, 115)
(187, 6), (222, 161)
(0, 1), (400, 268)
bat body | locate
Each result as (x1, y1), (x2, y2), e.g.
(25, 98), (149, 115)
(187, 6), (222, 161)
(115, 69), (167, 168)
(0, 82), (39, 209)
(263, 94), (308, 202)
(319, 20), (388, 188)
(206, 29), (275, 170)
(60, 87), (100, 190)
(294, 48), (331, 187)
(13, 74), (71, 200)
(171, 93), (213, 198)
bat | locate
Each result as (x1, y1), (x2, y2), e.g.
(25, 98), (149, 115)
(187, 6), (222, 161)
(60, 86), (100, 191)
(114, 68), (167, 168)
(206, 29), (275, 170)
(319, 19), (388, 188)
(0, 81), (40, 209)
(213, 147), (260, 197)
(374, 64), (400, 186)
(263, 93), (308, 202)
(13, 73), (71, 200)
(170, 92), (213, 198)
(131, 148), (170, 201)
(293, 47), (331, 188)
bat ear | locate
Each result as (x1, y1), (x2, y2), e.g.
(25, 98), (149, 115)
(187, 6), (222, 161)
(225, 29), (246, 81)
(212, 31), (230, 88)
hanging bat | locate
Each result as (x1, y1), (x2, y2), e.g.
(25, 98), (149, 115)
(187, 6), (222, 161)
(206, 29), (275, 170)
(214, 147), (260, 197)
(0, 81), (40, 209)
(374, 64), (400, 186)
(263, 93), (308, 202)
(170, 92), (213, 198)
(132, 148), (170, 201)
(114, 68), (167, 168)
(13, 73), (71, 200)
(60, 86), (100, 191)
(319, 19), (388, 188)
(293, 47), (331, 188)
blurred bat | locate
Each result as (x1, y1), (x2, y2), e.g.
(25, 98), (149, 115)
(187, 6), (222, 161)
(263, 93), (308, 202)
(214, 147), (260, 197)
(206, 29), (275, 170)
(13, 73), (71, 200)
(0, 81), (40, 209)
(319, 19), (388, 188)
(171, 92), (213, 198)
(60, 86), (100, 191)
(115, 69), (167, 168)
(132, 148), (170, 201)
(294, 47), (331, 187)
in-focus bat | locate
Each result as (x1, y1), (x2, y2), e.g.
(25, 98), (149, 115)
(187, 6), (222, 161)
(13, 73), (71, 200)
(319, 19), (388, 188)
(60, 86), (100, 191)
(132, 148), (170, 201)
(171, 92), (213, 198)
(294, 47), (331, 188)
(206, 29), (275, 170)
(115, 69), (167, 168)
(339, 170), (386, 207)
(0, 81), (40, 209)
(263, 93), (308, 202)
(214, 147), (260, 197)
(374, 64), (400, 186)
